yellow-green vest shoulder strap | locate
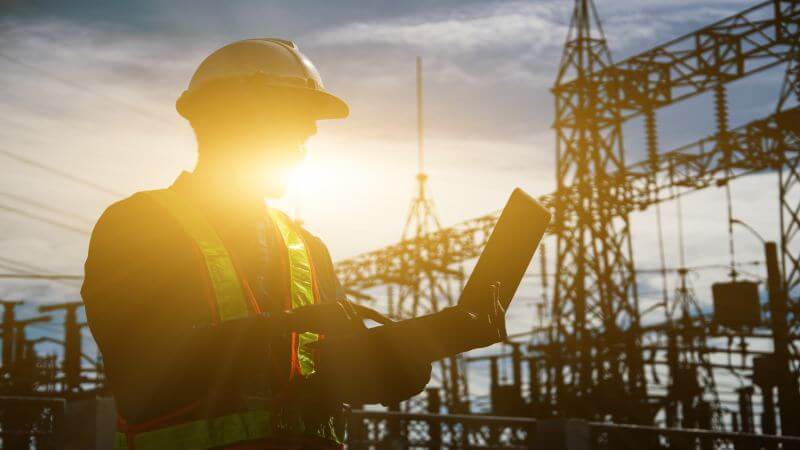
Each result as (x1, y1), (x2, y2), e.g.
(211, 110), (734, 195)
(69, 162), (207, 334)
(143, 188), (250, 323)
(267, 208), (319, 376)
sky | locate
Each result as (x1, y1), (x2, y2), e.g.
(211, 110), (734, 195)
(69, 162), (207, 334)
(0, 0), (794, 418)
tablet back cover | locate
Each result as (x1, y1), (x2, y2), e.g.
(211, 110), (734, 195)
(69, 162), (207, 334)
(458, 188), (551, 311)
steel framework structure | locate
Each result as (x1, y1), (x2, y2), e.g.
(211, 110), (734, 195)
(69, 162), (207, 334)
(391, 57), (468, 411)
(345, 410), (800, 450)
(550, 0), (642, 421)
(336, 107), (799, 293)
(335, 0), (800, 297)
(3, 0), (800, 445)
(334, 0), (800, 422)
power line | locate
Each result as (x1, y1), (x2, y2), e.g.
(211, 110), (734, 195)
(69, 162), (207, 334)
(0, 202), (90, 235)
(522, 261), (763, 279)
(0, 148), (124, 198)
(0, 255), (48, 273)
(0, 273), (83, 280)
(0, 255), (82, 287)
(0, 191), (94, 225)
(0, 52), (173, 129)
(0, 261), (25, 274)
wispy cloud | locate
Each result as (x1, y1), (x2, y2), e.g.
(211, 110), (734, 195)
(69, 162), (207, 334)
(313, 2), (567, 54)
(311, 0), (744, 85)
(0, 17), (197, 307)
(0, 1), (784, 395)
(0, 0), (781, 302)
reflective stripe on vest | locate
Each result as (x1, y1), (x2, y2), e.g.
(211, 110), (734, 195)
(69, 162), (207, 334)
(114, 189), (341, 450)
(268, 209), (319, 377)
(144, 189), (251, 322)
(115, 409), (270, 450)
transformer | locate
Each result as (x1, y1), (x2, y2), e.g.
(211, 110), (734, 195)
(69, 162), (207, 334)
(712, 280), (761, 328)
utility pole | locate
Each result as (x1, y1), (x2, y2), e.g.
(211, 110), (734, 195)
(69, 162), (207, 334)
(1, 300), (23, 373)
(0, 314), (49, 450)
(39, 302), (84, 392)
(775, 30), (800, 437)
(764, 241), (799, 436)
(12, 315), (51, 375)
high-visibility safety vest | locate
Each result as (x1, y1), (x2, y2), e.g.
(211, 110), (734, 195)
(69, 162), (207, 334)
(114, 188), (342, 450)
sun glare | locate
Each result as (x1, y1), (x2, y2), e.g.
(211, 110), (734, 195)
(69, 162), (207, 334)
(287, 150), (320, 194)
(268, 145), (331, 219)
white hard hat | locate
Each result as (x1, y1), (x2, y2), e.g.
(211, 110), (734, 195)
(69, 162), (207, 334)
(176, 38), (348, 120)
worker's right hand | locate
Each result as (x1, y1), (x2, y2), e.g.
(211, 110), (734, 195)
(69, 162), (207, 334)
(280, 300), (366, 336)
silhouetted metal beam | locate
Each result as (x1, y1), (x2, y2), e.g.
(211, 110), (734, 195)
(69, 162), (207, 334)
(335, 107), (800, 291)
(552, 0), (800, 128)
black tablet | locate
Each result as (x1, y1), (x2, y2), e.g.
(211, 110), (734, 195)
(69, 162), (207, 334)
(457, 188), (551, 311)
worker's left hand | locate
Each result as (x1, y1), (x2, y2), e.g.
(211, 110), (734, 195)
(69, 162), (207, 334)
(310, 336), (433, 406)
(280, 300), (366, 335)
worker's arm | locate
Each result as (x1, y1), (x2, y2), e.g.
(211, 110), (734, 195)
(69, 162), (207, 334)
(308, 301), (505, 406)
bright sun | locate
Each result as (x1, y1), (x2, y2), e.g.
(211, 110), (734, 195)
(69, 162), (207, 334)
(269, 147), (328, 219)
(287, 151), (322, 194)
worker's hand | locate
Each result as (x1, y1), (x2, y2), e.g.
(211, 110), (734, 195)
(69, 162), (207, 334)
(311, 334), (432, 406)
(281, 301), (366, 335)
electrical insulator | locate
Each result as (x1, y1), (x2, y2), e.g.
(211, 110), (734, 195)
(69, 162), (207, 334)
(645, 108), (658, 168)
(714, 83), (729, 138)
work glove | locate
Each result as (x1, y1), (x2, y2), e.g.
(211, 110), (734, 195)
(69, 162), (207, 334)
(309, 334), (432, 406)
(280, 300), (366, 336)
(305, 288), (508, 406)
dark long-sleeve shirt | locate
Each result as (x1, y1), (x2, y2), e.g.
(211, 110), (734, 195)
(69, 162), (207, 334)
(81, 172), (346, 423)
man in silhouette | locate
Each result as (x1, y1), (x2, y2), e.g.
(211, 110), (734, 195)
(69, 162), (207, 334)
(82, 38), (504, 450)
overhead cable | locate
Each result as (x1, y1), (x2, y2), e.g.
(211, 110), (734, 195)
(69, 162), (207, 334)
(0, 148), (124, 198)
(0, 203), (90, 235)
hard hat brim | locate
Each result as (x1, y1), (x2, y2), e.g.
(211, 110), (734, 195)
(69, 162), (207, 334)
(180, 38), (349, 121)
(302, 88), (349, 120)
(176, 80), (349, 121)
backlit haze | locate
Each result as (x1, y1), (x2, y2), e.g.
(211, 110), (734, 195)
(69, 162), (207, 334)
(0, 0), (789, 403)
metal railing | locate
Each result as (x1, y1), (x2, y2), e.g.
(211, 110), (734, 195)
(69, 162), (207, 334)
(0, 396), (65, 450)
(347, 410), (535, 450)
(591, 423), (800, 450)
(2, 401), (799, 450)
(346, 410), (800, 450)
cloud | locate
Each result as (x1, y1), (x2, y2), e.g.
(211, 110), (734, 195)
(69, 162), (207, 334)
(313, 2), (567, 54)
(0, 1), (784, 330)
(310, 0), (740, 67)
(308, 1), (571, 93)
(303, 0), (751, 153)
(0, 17), (197, 284)
(0, 0), (787, 410)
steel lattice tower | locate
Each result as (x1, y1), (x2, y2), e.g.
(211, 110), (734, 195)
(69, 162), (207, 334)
(778, 24), (800, 299)
(551, 0), (646, 420)
(776, 28), (800, 436)
(389, 57), (468, 411)
(333, 0), (800, 425)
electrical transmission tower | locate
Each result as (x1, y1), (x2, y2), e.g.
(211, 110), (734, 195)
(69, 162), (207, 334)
(551, 0), (645, 421)
(775, 30), (800, 437)
(664, 268), (723, 430)
(778, 28), (800, 301)
(390, 57), (467, 411)
(334, 0), (799, 427)
(394, 57), (448, 318)
(3, 1), (800, 443)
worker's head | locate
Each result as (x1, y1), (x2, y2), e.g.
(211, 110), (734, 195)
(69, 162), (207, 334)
(176, 38), (348, 199)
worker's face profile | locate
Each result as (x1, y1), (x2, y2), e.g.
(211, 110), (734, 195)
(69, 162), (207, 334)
(200, 88), (318, 198)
